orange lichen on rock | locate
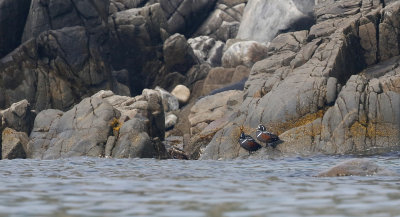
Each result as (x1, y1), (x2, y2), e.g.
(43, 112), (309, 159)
(109, 118), (122, 137)
(351, 120), (399, 138)
(269, 109), (326, 135)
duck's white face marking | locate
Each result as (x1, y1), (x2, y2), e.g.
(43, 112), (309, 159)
(258, 124), (266, 131)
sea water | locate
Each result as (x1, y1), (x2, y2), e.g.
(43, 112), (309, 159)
(0, 154), (399, 217)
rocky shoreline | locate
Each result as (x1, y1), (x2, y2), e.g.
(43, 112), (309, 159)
(1, 0), (400, 160)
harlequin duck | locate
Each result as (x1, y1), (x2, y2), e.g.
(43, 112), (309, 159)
(239, 131), (262, 154)
(256, 124), (280, 148)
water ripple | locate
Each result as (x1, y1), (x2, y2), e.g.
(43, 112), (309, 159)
(0, 156), (399, 217)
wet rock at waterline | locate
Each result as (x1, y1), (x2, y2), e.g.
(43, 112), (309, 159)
(317, 159), (398, 177)
(1, 128), (29, 160)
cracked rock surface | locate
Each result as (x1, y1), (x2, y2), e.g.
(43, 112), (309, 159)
(28, 90), (166, 159)
(201, 0), (400, 160)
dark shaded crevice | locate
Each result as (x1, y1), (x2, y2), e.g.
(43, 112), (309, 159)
(330, 32), (367, 86)
(136, 0), (147, 8)
(277, 14), (316, 36)
(183, 1), (218, 38)
(0, 0), (32, 58)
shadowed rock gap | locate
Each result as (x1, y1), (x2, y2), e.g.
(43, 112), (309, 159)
(0, 0), (32, 58)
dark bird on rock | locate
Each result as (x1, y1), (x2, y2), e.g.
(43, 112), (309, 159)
(256, 124), (280, 148)
(239, 131), (262, 154)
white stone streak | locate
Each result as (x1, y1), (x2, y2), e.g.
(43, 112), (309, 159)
(237, 0), (314, 42)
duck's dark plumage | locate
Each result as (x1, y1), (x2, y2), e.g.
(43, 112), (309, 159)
(256, 124), (280, 148)
(239, 132), (262, 154)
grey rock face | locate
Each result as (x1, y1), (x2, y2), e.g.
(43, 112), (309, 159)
(109, 0), (158, 13)
(108, 3), (167, 95)
(222, 41), (268, 68)
(194, 0), (247, 41)
(1, 100), (35, 134)
(201, 0), (400, 160)
(189, 90), (243, 136)
(189, 36), (225, 67)
(163, 33), (198, 74)
(0, 26), (113, 111)
(1, 128), (29, 160)
(317, 57), (400, 155)
(111, 118), (161, 158)
(22, 0), (109, 42)
(28, 94), (119, 159)
(202, 65), (249, 95)
(237, 0), (315, 42)
(0, 0), (31, 58)
(159, 0), (218, 35)
(379, 2), (400, 62)
(155, 87), (179, 113)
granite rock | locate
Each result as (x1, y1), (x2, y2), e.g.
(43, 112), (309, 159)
(1, 128), (29, 160)
(317, 159), (398, 177)
(171, 84), (191, 105)
(221, 41), (268, 68)
(1, 100), (35, 134)
(27, 89), (166, 159)
(201, 0), (400, 160)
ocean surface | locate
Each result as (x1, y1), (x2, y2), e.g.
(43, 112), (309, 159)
(0, 154), (399, 217)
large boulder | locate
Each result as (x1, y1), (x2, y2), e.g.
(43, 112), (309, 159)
(0, 100), (35, 134)
(163, 33), (198, 74)
(317, 159), (398, 177)
(189, 36), (225, 67)
(202, 65), (249, 95)
(28, 93), (119, 159)
(1, 128), (29, 160)
(0, 0), (31, 58)
(189, 90), (243, 136)
(171, 84), (190, 105)
(221, 41), (268, 68)
(28, 90), (166, 159)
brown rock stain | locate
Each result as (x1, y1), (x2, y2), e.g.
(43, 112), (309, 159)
(351, 120), (398, 138)
(109, 118), (122, 137)
(270, 109), (326, 135)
